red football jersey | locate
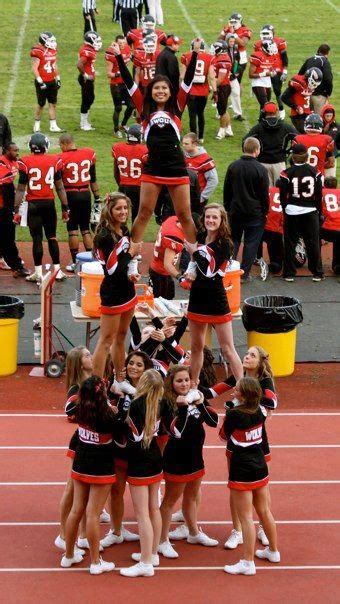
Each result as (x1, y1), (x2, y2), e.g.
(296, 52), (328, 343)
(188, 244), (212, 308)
(322, 188), (340, 231)
(185, 151), (215, 192)
(181, 51), (212, 96)
(150, 215), (185, 276)
(78, 44), (97, 78)
(249, 50), (276, 76)
(265, 187), (283, 234)
(112, 142), (147, 186)
(133, 50), (159, 87)
(30, 44), (57, 82)
(105, 44), (131, 85)
(211, 53), (231, 86)
(253, 36), (287, 72)
(18, 154), (63, 201)
(60, 148), (96, 190)
(220, 25), (252, 52)
(294, 134), (334, 174)
(0, 155), (19, 178)
(288, 74), (312, 116)
(127, 28), (166, 50)
(0, 164), (15, 209)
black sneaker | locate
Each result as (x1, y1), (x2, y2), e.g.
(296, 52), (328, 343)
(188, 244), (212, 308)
(234, 115), (245, 121)
(312, 275), (325, 282)
(13, 267), (30, 278)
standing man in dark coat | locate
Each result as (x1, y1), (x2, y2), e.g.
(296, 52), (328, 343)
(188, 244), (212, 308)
(155, 34), (183, 95)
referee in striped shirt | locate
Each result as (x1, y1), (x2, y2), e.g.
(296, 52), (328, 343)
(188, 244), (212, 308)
(83, 0), (98, 34)
(116, 0), (143, 36)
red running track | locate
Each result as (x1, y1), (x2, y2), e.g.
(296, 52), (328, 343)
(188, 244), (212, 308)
(0, 411), (340, 603)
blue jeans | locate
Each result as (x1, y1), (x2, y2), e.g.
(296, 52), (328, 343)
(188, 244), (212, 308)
(230, 216), (266, 278)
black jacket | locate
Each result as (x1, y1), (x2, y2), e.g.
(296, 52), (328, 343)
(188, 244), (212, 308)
(0, 114), (12, 150)
(298, 55), (333, 97)
(243, 120), (297, 164)
(155, 47), (180, 95)
(279, 163), (323, 212)
(223, 156), (269, 220)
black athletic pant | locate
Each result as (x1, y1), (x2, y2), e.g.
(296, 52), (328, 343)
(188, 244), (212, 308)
(271, 74), (284, 111)
(0, 208), (23, 271)
(83, 10), (96, 34)
(120, 8), (138, 37)
(320, 227), (340, 274)
(283, 211), (323, 278)
(27, 200), (60, 266)
(187, 95), (208, 140)
(252, 86), (271, 109)
(237, 63), (246, 83)
(119, 185), (140, 222)
(78, 76), (95, 113)
(110, 84), (134, 131)
(149, 267), (175, 300)
(257, 230), (284, 273)
(230, 215), (266, 278)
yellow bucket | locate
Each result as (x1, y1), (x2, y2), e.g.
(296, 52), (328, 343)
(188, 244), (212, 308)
(247, 329), (297, 377)
(0, 318), (20, 376)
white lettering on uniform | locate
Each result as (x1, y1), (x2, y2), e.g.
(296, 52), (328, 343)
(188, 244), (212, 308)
(245, 427), (262, 442)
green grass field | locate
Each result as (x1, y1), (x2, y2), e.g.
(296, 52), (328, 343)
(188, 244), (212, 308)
(1, 0), (339, 242)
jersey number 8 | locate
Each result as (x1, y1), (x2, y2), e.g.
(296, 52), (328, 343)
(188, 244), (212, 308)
(324, 193), (339, 212)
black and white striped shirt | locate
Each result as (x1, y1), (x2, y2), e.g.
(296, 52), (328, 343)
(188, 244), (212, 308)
(117, 0), (142, 8)
(82, 0), (96, 12)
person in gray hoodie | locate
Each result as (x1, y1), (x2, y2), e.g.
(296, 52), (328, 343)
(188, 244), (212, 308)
(182, 132), (219, 207)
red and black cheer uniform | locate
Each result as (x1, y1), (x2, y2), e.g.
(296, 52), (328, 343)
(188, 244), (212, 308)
(187, 236), (231, 324)
(257, 186), (284, 273)
(129, 314), (187, 370)
(94, 227), (137, 315)
(211, 52), (232, 117)
(60, 147), (97, 237)
(116, 50), (198, 186)
(112, 141), (148, 221)
(64, 385), (80, 458)
(220, 405), (269, 491)
(320, 187), (340, 274)
(0, 162), (25, 273)
(105, 44), (133, 131)
(281, 74), (313, 133)
(71, 415), (119, 485)
(125, 395), (167, 485)
(293, 133), (335, 175)
(149, 215), (185, 299)
(162, 398), (218, 482)
(181, 51), (213, 140)
(108, 390), (132, 471)
(30, 43), (59, 106)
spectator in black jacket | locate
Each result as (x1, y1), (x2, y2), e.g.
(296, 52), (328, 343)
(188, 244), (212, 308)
(298, 44), (333, 114)
(243, 102), (296, 185)
(0, 114), (12, 151)
(223, 137), (269, 281)
(155, 34), (183, 95)
(279, 143), (324, 282)
(321, 103), (340, 178)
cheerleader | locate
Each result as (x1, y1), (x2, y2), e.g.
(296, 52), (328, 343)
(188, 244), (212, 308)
(92, 192), (141, 380)
(186, 204), (243, 385)
(158, 365), (219, 558)
(109, 38), (204, 278)
(100, 351), (153, 548)
(62, 376), (125, 574)
(220, 377), (280, 576)
(120, 369), (165, 577)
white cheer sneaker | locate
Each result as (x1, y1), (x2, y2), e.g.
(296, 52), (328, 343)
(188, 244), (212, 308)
(224, 559), (256, 575)
(131, 553), (159, 566)
(224, 529), (243, 549)
(158, 540), (179, 558)
(255, 547), (280, 563)
(90, 558), (115, 575)
(120, 561), (154, 577)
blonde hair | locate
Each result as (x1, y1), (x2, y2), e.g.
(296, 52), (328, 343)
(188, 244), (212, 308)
(183, 132), (199, 144)
(65, 346), (87, 391)
(94, 192), (131, 246)
(163, 365), (191, 414)
(134, 369), (164, 448)
(252, 345), (274, 381)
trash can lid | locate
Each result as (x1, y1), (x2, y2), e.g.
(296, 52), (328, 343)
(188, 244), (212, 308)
(243, 295), (301, 309)
(0, 296), (25, 319)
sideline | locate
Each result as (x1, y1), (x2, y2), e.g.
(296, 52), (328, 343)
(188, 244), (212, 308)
(4, 0), (31, 115)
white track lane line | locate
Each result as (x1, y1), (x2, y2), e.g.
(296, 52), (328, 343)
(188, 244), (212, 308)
(4, 0), (31, 115)
(1, 520), (340, 526)
(1, 444), (340, 449)
(0, 566), (339, 572)
(1, 480), (340, 486)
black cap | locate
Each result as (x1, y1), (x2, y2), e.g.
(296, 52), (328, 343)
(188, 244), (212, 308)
(292, 143), (307, 154)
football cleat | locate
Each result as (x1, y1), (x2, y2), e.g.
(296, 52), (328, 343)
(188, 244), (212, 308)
(305, 67), (323, 90)
(141, 14), (156, 32)
(84, 31), (102, 51)
(304, 112), (323, 133)
(228, 13), (243, 30)
(127, 123), (142, 144)
(143, 33), (158, 54)
(39, 31), (57, 50)
(28, 133), (50, 154)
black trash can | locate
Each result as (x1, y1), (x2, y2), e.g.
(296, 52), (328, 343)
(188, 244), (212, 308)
(0, 295), (25, 376)
(242, 295), (303, 377)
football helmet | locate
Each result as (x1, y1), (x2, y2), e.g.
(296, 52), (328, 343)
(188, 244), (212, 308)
(305, 67), (323, 90)
(141, 14), (156, 32)
(191, 38), (205, 51)
(262, 39), (278, 55)
(304, 112), (323, 133)
(143, 33), (157, 54)
(260, 24), (274, 41)
(29, 133), (50, 154)
(84, 31), (102, 51)
(127, 124), (142, 144)
(228, 13), (243, 30)
(212, 40), (228, 55)
(39, 32), (57, 50)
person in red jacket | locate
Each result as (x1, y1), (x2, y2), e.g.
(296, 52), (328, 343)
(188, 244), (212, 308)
(320, 177), (340, 274)
(30, 32), (63, 133)
(112, 123), (147, 221)
(294, 113), (335, 175)
(257, 185), (284, 274)
(180, 40), (215, 143)
(133, 32), (160, 96)
(253, 25), (288, 119)
(105, 35), (133, 138)
(281, 68), (323, 133)
(211, 41), (233, 140)
(77, 31), (102, 131)
(249, 40), (277, 110)
(219, 13), (252, 82)
(182, 133), (218, 207)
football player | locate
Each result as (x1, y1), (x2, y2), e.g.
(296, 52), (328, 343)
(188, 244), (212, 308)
(14, 133), (69, 283)
(77, 31), (102, 131)
(249, 39), (277, 109)
(182, 132), (218, 206)
(321, 176), (340, 274)
(133, 32), (160, 95)
(180, 39), (215, 143)
(127, 14), (166, 51)
(112, 124), (148, 221)
(281, 68), (323, 133)
(59, 133), (101, 271)
(105, 35), (133, 137)
(254, 25), (288, 119)
(294, 113), (335, 175)
(30, 32), (63, 133)
(219, 13), (252, 82)
(211, 40), (233, 139)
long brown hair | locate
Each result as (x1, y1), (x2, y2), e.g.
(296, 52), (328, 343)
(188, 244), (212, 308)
(199, 346), (217, 387)
(252, 346), (274, 381)
(93, 192), (131, 248)
(125, 351), (153, 384)
(163, 365), (191, 415)
(65, 345), (89, 391)
(198, 203), (233, 252)
(237, 377), (262, 414)
(133, 369), (164, 448)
